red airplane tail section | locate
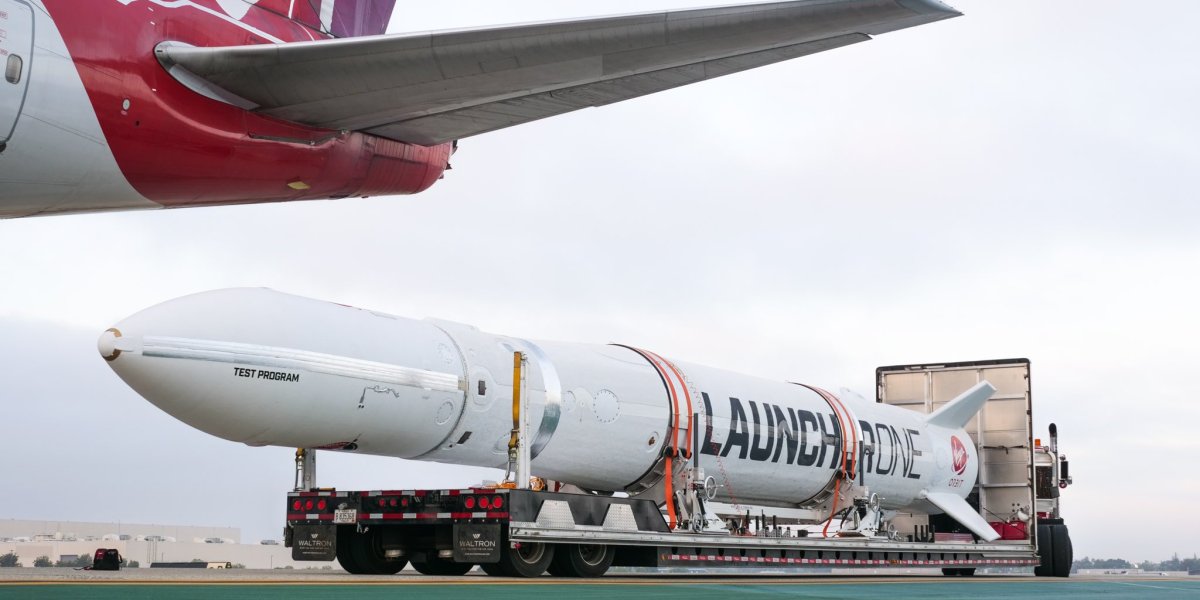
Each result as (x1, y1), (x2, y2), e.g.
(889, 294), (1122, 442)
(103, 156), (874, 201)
(254, 0), (396, 37)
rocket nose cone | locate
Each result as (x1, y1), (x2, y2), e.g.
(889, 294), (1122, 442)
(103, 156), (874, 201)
(93, 292), (275, 444)
(98, 328), (125, 362)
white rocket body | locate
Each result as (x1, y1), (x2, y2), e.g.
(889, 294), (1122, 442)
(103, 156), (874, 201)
(99, 289), (997, 539)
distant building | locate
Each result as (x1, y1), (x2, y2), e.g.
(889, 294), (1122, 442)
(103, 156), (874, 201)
(0, 520), (310, 570)
(1076, 568), (1191, 577)
(0, 520), (238, 544)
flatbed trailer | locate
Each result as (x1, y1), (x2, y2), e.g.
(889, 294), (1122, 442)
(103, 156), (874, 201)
(284, 359), (1073, 577)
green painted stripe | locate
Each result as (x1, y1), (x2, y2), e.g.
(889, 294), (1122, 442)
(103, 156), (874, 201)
(1, 581), (1198, 600)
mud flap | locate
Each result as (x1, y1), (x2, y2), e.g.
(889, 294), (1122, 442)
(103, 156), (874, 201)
(291, 524), (337, 561)
(453, 523), (501, 563)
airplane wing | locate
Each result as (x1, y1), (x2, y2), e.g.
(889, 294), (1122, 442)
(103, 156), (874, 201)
(156, 0), (960, 146)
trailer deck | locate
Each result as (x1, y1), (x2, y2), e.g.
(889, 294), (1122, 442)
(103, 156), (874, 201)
(283, 359), (1067, 578)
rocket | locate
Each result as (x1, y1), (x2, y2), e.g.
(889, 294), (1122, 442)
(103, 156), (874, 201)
(98, 288), (1000, 541)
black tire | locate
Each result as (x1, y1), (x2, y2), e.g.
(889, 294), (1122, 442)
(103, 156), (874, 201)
(337, 526), (406, 575)
(411, 555), (474, 576)
(336, 526), (364, 574)
(1051, 524), (1073, 578)
(1034, 523), (1054, 577)
(548, 544), (614, 578)
(498, 542), (554, 578)
(941, 568), (975, 577)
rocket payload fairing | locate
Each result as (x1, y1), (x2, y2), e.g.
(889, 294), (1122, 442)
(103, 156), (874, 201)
(98, 288), (1000, 541)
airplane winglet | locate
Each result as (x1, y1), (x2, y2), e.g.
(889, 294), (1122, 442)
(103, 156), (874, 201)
(925, 381), (996, 430)
(922, 491), (1001, 542)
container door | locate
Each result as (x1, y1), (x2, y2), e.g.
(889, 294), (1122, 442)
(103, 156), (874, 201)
(877, 359), (1034, 545)
(0, 0), (33, 144)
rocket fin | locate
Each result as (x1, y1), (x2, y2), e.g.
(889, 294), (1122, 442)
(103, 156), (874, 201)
(922, 491), (1001, 542)
(925, 381), (996, 430)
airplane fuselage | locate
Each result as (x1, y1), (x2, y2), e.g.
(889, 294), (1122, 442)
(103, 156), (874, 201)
(0, 0), (452, 218)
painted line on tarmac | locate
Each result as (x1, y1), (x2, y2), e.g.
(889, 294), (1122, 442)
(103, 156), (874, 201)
(0, 577), (1066, 587)
(1111, 581), (1200, 592)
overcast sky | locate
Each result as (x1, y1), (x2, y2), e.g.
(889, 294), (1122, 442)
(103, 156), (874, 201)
(1, 0), (1197, 561)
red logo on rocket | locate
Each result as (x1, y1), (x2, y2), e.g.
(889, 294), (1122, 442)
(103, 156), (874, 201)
(951, 436), (968, 476)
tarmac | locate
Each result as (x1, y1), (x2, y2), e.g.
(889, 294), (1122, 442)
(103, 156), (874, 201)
(1, 569), (1198, 599)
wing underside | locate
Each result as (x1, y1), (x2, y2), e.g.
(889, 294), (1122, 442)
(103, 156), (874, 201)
(157, 0), (961, 145)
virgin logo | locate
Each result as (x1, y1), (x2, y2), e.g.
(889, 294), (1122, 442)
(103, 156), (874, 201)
(115, 1), (260, 21)
(215, 0), (260, 20)
(951, 436), (969, 475)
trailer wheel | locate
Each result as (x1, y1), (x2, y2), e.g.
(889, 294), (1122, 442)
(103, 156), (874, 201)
(1034, 524), (1054, 577)
(336, 526), (365, 574)
(337, 526), (406, 575)
(336, 533), (362, 574)
(548, 544), (615, 577)
(497, 542), (554, 577)
(1051, 524), (1073, 578)
(411, 555), (474, 576)
(941, 568), (975, 577)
